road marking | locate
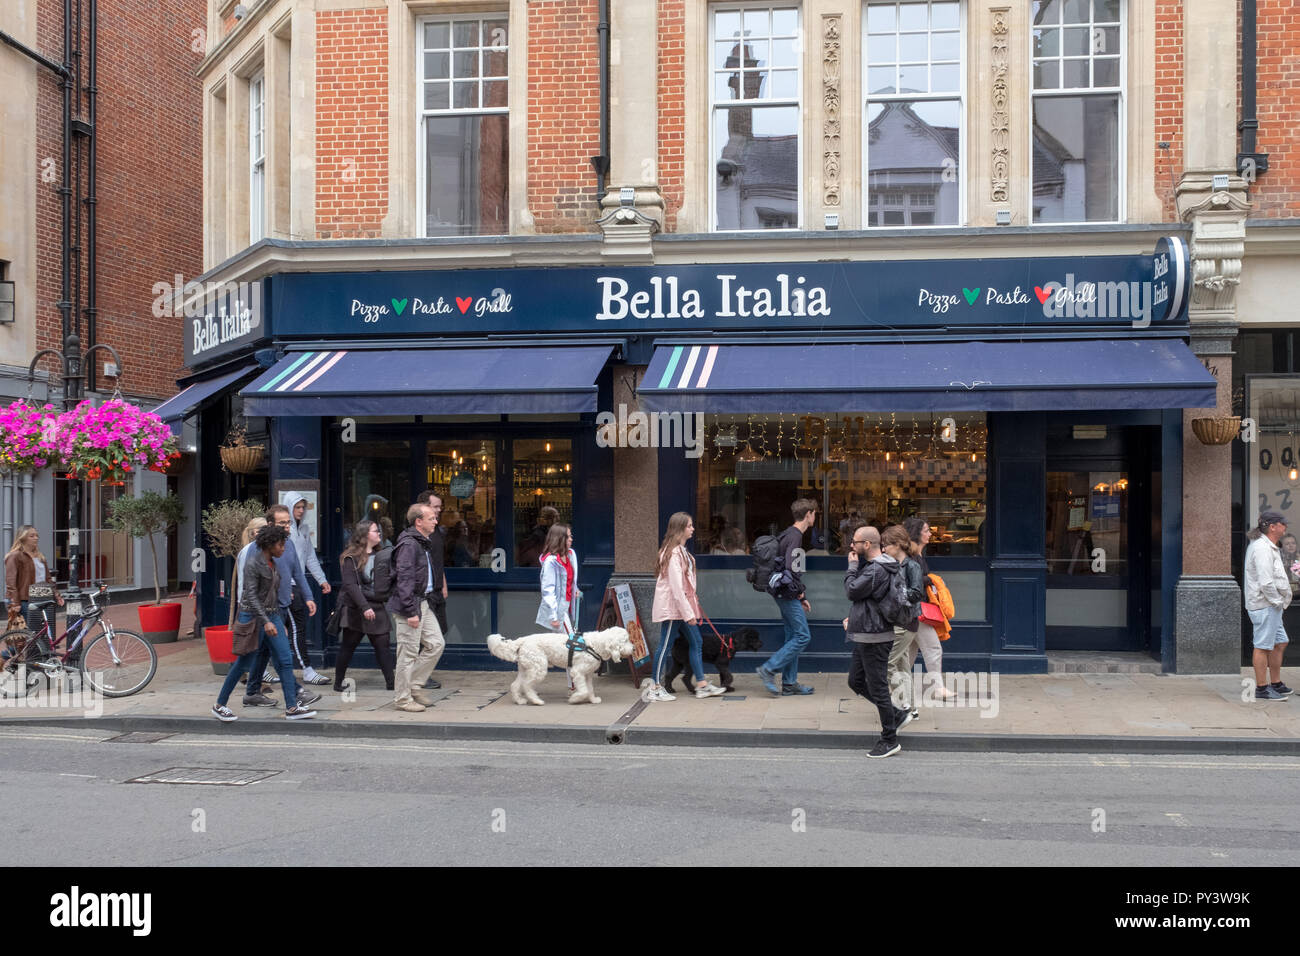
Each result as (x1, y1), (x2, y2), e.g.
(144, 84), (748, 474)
(58, 773), (96, 778)
(1165, 812), (1191, 827)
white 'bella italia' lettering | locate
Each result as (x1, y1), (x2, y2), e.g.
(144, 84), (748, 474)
(595, 274), (829, 321)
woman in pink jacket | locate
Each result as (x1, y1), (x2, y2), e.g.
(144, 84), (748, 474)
(646, 512), (727, 702)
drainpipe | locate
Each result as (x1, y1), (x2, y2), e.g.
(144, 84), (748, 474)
(85, 0), (98, 391)
(1237, 0), (1268, 182)
(589, 0), (610, 202)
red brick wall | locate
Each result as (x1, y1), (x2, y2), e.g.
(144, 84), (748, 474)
(527, 0), (601, 233)
(36, 0), (204, 400)
(658, 0), (686, 233)
(1153, 0), (1183, 222)
(316, 9), (389, 239)
(1241, 0), (1300, 218)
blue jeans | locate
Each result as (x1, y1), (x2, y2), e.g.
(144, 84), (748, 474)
(652, 620), (706, 687)
(218, 610), (299, 708)
(763, 598), (811, 685)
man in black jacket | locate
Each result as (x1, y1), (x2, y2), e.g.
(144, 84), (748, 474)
(844, 524), (915, 758)
(387, 502), (445, 712)
(755, 498), (819, 696)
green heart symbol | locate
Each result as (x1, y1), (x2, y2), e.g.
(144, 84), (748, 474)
(963, 288), (980, 305)
(391, 298), (408, 315)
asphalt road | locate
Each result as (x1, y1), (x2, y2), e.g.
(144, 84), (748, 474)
(2, 724), (1296, 867)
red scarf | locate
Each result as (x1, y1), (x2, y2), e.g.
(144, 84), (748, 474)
(559, 552), (574, 603)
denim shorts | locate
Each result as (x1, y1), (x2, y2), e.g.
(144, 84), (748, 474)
(1248, 605), (1290, 650)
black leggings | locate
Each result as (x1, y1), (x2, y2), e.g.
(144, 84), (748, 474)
(334, 627), (395, 690)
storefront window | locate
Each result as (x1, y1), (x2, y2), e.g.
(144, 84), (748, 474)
(694, 412), (987, 556)
(53, 478), (133, 586)
(513, 438), (573, 566)
(342, 440), (410, 548)
(1045, 470), (1127, 576)
(427, 440), (497, 568)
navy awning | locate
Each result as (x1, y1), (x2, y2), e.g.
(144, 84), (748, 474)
(637, 340), (1217, 413)
(242, 346), (614, 416)
(153, 364), (258, 427)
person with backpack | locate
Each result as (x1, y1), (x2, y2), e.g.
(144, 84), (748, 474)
(536, 524), (579, 633)
(844, 523), (916, 757)
(755, 498), (818, 696)
(885, 519), (926, 716)
(387, 501), (446, 712)
(645, 512), (728, 701)
(334, 519), (395, 693)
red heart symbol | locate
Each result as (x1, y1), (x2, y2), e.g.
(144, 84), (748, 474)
(456, 296), (473, 314)
(1034, 286), (1051, 305)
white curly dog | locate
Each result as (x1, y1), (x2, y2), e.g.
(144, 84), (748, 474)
(487, 626), (633, 705)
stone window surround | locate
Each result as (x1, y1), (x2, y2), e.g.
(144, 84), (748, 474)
(679, 0), (1162, 233)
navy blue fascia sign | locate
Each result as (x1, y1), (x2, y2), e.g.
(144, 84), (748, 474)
(262, 239), (1189, 340)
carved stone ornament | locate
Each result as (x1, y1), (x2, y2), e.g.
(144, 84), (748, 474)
(823, 15), (841, 207)
(990, 8), (1010, 203)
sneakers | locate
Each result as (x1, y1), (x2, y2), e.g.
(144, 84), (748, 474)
(781, 683), (815, 696)
(896, 708), (916, 731)
(241, 693), (277, 707)
(1256, 685), (1288, 701)
(867, 739), (901, 759)
(755, 665), (780, 696)
(412, 691), (436, 707)
(395, 699), (427, 713)
(421, 678), (442, 690)
(1272, 682), (1294, 696)
(694, 683), (727, 699)
(263, 669), (281, 684)
(296, 689), (323, 707)
(211, 704), (237, 723)
(646, 685), (676, 702)
(284, 705), (317, 720)
(302, 669), (331, 686)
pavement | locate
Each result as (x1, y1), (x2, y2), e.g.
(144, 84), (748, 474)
(6, 592), (1300, 754)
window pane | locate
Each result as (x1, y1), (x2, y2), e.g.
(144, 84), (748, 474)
(424, 51), (449, 80)
(771, 37), (798, 68)
(747, 39), (770, 68)
(1061, 58), (1088, 87)
(866, 4), (897, 33)
(453, 80), (478, 109)
(1063, 0), (1090, 23)
(482, 19), (508, 50)
(513, 439), (573, 567)
(715, 10), (741, 38)
(424, 21), (449, 49)
(424, 81), (449, 111)
(931, 1), (960, 29)
(931, 30), (960, 61)
(715, 71), (738, 101)
(770, 69), (798, 99)
(898, 62), (928, 92)
(1093, 56), (1120, 88)
(427, 440), (497, 569)
(1032, 94), (1119, 222)
(482, 79), (507, 108)
(867, 65), (897, 94)
(867, 32), (896, 64)
(716, 40), (738, 69)
(1034, 26), (1060, 57)
(454, 50), (480, 78)
(1062, 26), (1089, 55)
(743, 8), (769, 35)
(484, 48), (508, 78)
(1046, 471), (1128, 576)
(343, 440), (411, 549)
(1033, 59), (1059, 89)
(899, 2), (928, 31)
(714, 104), (799, 229)
(867, 99), (960, 226)
(452, 20), (480, 47)
(425, 114), (509, 236)
(931, 62), (960, 92)
(1033, 0), (1061, 26)
(772, 8), (798, 35)
(899, 32), (928, 62)
(1095, 26), (1120, 57)
(1095, 0), (1121, 22)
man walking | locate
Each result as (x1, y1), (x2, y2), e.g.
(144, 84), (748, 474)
(756, 498), (818, 696)
(1245, 510), (1294, 701)
(388, 502), (446, 712)
(280, 492), (332, 685)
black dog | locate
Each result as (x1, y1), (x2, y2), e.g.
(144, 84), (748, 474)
(663, 626), (762, 693)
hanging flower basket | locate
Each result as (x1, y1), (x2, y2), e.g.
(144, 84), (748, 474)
(54, 399), (179, 483)
(220, 444), (264, 473)
(1190, 416), (1241, 446)
(0, 401), (60, 473)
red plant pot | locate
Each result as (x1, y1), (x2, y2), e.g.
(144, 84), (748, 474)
(138, 601), (182, 644)
(203, 625), (236, 676)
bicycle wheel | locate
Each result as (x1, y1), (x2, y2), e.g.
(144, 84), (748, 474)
(0, 629), (43, 698)
(80, 629), (157, 698)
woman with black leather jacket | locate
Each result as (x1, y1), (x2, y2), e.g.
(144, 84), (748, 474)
(334, 519), (395, 693)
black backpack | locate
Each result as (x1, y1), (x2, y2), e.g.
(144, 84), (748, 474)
(746, 535), (792, 596)
(370, 546), (396, 602)
(876, 565), (917, 628)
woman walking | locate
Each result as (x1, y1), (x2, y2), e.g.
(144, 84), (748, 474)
(334, 519), (396, 693)
(212, 523), (318, 722)
(536, 524), (579, 634)
(646, 512), (727, 701)
(893, 516), (956, 705)
(5, 525), (63, 624)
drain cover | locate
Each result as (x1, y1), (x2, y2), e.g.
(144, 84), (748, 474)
(126, 767), (281, 786)
(104, 732), (176, 744)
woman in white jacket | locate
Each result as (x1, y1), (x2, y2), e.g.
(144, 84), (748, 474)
(535, 524), (579, 633)
(646, 512), (727, 701)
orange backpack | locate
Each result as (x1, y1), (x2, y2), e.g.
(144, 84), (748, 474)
(925, 573), (956, 640)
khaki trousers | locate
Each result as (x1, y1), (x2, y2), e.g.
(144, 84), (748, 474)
(394, 604), (445, 705)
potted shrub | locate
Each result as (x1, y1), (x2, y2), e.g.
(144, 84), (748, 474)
(201, 498), (264, 674)
(106, 490), (188, 643)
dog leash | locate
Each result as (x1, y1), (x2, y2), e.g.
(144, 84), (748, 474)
(699, 612), (732, 656)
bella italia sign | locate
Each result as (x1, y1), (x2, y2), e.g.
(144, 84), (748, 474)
(269, 240), (1189, 339)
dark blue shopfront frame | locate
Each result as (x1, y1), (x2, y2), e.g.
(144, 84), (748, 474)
(637, 339), (1217, 413)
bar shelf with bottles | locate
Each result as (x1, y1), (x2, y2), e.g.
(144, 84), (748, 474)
(512, 460), (572, 524)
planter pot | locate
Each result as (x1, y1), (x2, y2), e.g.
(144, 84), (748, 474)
(138, 602), (182, 644)
(1190, 416), (1241, 445)
(220, 444), (264, 473)
(203, 625), (236, 676)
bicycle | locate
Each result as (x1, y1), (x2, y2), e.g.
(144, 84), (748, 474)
(0, 584), (157, 698)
